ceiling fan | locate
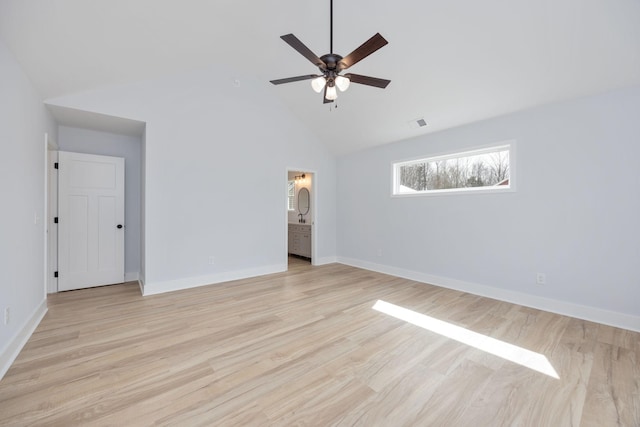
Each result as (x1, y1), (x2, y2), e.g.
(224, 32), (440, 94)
(270, 0), (390, 104)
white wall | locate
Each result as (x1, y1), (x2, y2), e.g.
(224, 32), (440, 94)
(0, 39), (56, 377)
(46, 66), (337, 294)
(57, 126), (142, 281)
(337, 86), (640, 331)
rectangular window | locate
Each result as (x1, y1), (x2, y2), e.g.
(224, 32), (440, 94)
(287, 180), (295, 210)
(393, 143), (514, 196)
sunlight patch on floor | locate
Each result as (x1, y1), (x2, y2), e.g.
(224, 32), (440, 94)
(372, 299), (559, 379)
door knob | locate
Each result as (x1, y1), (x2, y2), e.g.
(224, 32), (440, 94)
(117, 224), (123, 229)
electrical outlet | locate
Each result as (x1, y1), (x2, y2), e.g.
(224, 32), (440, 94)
(536, 273), (546, 285)
(4, 307), (9, 325)
(208, 256), (215, 265)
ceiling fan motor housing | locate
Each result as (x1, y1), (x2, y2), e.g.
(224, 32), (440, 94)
(319, 53), (344, 72)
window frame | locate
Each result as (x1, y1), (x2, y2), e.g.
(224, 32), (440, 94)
(287, 180), (296, 211)
(391, 141), (516, 197)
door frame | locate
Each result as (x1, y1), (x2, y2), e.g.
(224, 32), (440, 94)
(44, 133), (59, 294)
(285, 168), (317, 267)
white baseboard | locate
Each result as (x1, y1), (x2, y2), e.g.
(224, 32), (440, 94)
(143, 263), (287, 296)
(137, 273), (145, 295)
(337, 257), (640, 333)
(124, 272), (139, 282)
(314, 256), (337, 266)
(0, 299), (48, 381)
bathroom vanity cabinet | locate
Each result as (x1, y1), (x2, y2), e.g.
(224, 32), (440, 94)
(288, 224), (311, 258)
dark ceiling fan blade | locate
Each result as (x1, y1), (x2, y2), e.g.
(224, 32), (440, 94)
(323, 85), (334, 104)
(344, 73), (391, 89)
(280, 34), (327, 70)
(270, 75), (318, 85)
(338, 33), (388, 71)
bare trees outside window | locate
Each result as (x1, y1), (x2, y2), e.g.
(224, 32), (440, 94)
(393, 144), (512, 195)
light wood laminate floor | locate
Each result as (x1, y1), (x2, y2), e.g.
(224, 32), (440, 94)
(1, 259), (638, 426)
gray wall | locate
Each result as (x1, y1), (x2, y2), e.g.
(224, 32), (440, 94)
(337, 86), (640, 329)
(58, 126), (142, 279)
(0, 39), (56, 372)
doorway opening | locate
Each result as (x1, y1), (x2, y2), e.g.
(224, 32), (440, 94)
(43, 115), (145, 293)
(286, 169), (315, 269)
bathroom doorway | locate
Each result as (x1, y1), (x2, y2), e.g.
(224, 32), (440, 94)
(286, 170), (315, 268)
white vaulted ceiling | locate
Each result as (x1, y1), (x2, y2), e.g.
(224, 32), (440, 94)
(1, 0), (639, 155)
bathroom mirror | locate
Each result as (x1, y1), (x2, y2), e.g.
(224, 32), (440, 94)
(298, 187), (310, 215)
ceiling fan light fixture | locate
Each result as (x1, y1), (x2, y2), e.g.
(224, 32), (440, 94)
(335, 75), (350, 92)
(326, 85), (338, 100)
(270, 0), (390, 103)
(311, 76), (326, 93)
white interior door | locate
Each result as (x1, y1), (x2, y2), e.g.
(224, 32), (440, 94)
(58, 151), (125, 291)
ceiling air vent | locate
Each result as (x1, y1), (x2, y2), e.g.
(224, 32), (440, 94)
(408, 118), (428, 129)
